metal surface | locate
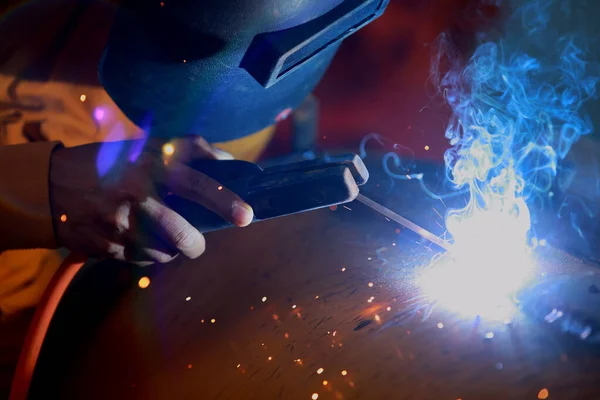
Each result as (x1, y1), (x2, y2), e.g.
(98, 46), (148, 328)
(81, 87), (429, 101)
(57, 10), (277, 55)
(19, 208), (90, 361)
(356, 194), (451, 251)
(27, 155), (600, 400)
(30, 205), (600, 400)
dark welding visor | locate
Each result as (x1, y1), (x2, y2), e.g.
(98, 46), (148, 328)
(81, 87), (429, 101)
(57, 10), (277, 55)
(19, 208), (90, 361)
(99, 0), (389, 142)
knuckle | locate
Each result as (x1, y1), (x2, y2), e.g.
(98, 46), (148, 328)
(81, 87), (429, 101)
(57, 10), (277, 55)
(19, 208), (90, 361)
(195, 136), (209, 146)
(114, 202), (133, 234)
(186, 171), (211, 190)
(194, 137), (212, 151)
(171, 226), (196, 250)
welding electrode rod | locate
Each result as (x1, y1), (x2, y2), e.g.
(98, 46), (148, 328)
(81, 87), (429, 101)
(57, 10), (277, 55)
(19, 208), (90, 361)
(356, 194), (451, 251)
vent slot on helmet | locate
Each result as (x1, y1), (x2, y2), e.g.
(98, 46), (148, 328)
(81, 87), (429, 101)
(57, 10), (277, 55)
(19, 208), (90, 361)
(241, 0), (389, 88)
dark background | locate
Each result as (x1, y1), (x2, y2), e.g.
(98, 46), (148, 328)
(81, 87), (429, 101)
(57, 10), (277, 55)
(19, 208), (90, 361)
(268, 0), (600, 165)
(267, 0), (504, 162)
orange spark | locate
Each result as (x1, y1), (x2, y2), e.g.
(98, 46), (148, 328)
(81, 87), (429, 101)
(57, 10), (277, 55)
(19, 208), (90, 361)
(138, 277), (150, 289)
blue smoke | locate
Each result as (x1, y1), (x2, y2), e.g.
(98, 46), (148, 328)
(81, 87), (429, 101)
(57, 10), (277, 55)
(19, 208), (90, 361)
(432, 0), (598, 247)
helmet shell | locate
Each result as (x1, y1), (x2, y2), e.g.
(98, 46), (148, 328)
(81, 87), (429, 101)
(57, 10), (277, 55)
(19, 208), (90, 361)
(99, 0), (389, 141)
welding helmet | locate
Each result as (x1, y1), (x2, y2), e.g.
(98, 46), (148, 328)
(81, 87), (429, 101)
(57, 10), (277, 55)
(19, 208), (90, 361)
(98, 0), (389, 143)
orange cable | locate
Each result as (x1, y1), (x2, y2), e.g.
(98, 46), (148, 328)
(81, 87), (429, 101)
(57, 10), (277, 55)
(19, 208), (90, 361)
(9, 252), (88, 400)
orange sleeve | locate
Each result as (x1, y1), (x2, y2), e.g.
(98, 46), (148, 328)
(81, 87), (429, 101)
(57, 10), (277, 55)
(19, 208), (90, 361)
(0, 142), (62, 251)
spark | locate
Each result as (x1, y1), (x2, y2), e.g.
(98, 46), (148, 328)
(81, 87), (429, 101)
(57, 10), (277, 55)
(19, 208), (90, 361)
(137, 277), (150, 289)
(187, 364), (192, 369)
(341, 370), (348, 376)
(374, 314), (381, 323)
(79, 94), (86, 102)
(322, 380), (328, 386)
(368, 282), (374, 288)
(437, 322), (444, 329)
(484, 332), (494, 339)
(315, 295), (319, 299)
(162, 143), (175, 156)
(538, 388), (549, 400)
(312, 394), (319, 400)
(267, 356), (272, 361)
(210, 319), (216, 324)
(386, 307), (392, 311)
(342, 205), (352, 211)
(60, 214), (67, 222)
(424, 145), (430, 150)
(292, 304), (297, 309)
(367, 296), (374, 303)
(317, 368), (324, 374)
(341, 267), (346, 272)
(185, 296), (191, 301)
(236, 364), (241, 368)
(262, 296), (267, 302)
(217, 185), (223, 191)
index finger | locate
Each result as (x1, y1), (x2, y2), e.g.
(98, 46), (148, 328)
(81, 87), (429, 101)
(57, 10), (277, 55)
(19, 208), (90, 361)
(155, 159), (254, 227)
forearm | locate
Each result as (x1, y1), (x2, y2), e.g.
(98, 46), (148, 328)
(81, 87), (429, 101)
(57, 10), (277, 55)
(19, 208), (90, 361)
(0, 142), (62, 250)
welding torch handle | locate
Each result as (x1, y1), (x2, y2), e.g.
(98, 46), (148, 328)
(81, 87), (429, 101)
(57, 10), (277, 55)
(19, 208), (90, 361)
(163, 159), (360, 233)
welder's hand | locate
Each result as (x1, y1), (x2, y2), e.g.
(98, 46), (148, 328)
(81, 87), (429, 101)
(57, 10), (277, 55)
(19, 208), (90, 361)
(49, 137), (253, 266)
